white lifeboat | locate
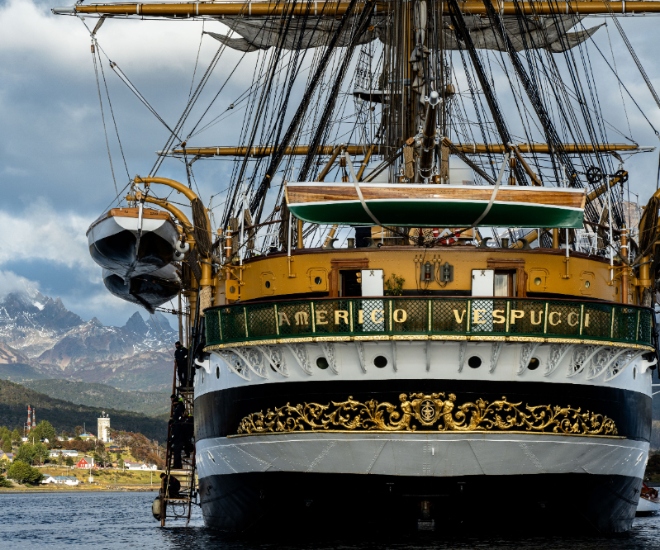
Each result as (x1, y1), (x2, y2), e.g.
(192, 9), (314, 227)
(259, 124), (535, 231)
(87, 207), (179, 278)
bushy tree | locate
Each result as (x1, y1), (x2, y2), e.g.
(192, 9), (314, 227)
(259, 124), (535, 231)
(30, 421), (57, 444)
(15, 442), (49, 466)
(1, 437), (11, 454)
(65, 456), (74, 467)
(7, 460), (42, 485)
(11, 429), (21, 445)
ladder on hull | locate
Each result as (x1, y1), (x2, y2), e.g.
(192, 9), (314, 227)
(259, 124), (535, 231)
(157, 362), (197, 527)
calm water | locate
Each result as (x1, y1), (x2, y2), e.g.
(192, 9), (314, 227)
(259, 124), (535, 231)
(0, 491), (658, 549)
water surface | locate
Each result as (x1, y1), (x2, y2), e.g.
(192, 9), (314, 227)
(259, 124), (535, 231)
(0, 491), (658, 549)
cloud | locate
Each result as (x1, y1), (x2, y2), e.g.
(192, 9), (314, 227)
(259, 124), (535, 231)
(0, 269), (40, 299)
(0, 200), (93, 273)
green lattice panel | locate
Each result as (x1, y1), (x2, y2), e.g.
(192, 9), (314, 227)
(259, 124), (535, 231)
(541, 301), (580, 338)
(205, 310), (222, 347)
(638, 309), (654, 345)
(276, 301), (313, 337)
(353, 298), (389, 334)
(581, 302), (612, 341)
(431, 299), (468, 334)
(469, 299), (497, 334)
(245, 304), (277, 339)
(613, 307), (639, 342)
(390, 299), (428, 334)
(219, 306), (247, 342)
(312, 299), (354, 336)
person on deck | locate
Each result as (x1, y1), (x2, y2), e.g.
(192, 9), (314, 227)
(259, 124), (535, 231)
(174, 341), (189, 388)
(160, 472), (181, 498)
(171, 394), (185, 422)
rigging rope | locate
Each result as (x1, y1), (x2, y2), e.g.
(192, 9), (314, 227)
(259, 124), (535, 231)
(91, 41), (119, 199)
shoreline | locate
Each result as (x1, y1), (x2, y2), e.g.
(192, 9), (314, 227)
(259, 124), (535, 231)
(1, 486), (159, 493)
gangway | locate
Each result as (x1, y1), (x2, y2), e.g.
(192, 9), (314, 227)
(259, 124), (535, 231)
(154, 360), (197, 527)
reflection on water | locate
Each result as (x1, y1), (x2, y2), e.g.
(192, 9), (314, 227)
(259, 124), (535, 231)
(0, 492), (658, 550)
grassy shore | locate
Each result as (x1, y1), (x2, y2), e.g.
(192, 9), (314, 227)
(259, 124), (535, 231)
(1, 467), (162, 492)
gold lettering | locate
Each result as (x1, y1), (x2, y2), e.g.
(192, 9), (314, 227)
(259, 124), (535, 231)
(334, 310), (349, 325)
(509, 309), (524, 324)
(278, 312), (291, 326)
(530, 310), (543, 325)
(358, 309), (364, 324)
(393, 309), (408, 323)
(453, 309), (466, 324)
(472, 309), (486, 325)
(492, 309), (506, 324)
(584, 313), (590, 328)
(370, 309), (384, 324)
(567, 312), (578, 327)
(315, 310), (329, 325)
(294, 311), (309, 326)
(549, 311), (561, 326)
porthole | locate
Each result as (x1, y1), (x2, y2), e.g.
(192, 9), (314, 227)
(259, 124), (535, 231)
(216, 366), (220, 379)
(527, 357), (540, 371)
(229, 285), (236, 294)
(374, 355), (388, 368)
(584, 280), (591, 288)
(265, 280), (271, 289)
(316, 357), (329, 369)
(534, 277), (542, 286)
(468, 356), (482, 369)
(314, 276), (322, 285)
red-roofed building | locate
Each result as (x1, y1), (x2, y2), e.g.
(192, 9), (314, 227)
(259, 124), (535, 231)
(76, 457), (93, 469)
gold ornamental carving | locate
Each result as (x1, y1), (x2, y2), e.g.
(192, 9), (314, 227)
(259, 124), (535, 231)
(236, 393), (618, 436)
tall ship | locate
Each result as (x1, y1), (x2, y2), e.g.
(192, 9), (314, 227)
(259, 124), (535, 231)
(55, 0), (660, 534)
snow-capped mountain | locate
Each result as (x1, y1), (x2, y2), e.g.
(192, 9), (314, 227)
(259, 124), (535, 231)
(0, 291), (177, 392)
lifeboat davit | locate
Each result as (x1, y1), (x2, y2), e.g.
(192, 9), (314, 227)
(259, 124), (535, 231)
(87, 207), (179, 278)
(102, 265), (181, 313)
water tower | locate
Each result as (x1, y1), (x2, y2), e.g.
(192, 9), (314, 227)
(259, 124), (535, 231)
(97, 412), (110, 443)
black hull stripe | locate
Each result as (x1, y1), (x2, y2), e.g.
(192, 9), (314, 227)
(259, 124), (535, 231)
(194, 379), (652, 441)
(197, 472), (643, 535)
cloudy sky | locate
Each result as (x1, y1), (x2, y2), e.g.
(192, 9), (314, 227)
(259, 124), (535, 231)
(1, 0), (660, 326)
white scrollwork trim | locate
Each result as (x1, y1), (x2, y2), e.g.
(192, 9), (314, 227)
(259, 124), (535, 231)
(228, 347), (267, 379)
(604, 350), (645, 381)
(391, 342), (398, 372)
(587, 348), (628, 380)
(490, 342), (503, 373)
(257, 345), (288, 377)
(458, 342), (467, 373)
(567, 345), (599, 378)
(219, 350), (251, 381)
(319, 341), (339, 374)
(518, 342), (541, 375)
(287, 343), (312, 375)
(544, 344), (573, 377)
(356, 342), (366, 373)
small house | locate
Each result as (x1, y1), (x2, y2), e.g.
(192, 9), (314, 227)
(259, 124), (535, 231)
(0, 452), (14, 463)
(55, 476), (79, 486)
(76, 457), (93, 469)
(124, 462), (157, 471)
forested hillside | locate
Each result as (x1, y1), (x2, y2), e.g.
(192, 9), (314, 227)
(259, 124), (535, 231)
(0, 380), (167, 442)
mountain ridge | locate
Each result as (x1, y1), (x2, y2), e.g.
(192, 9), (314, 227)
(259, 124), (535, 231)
(0, 291), (178, 392)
